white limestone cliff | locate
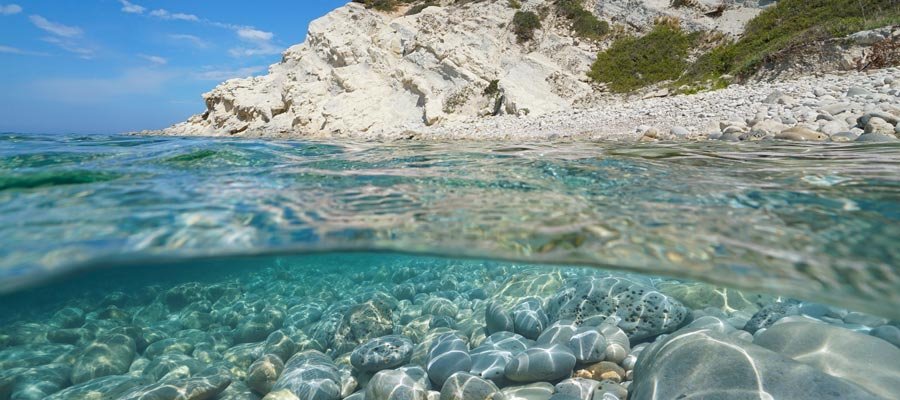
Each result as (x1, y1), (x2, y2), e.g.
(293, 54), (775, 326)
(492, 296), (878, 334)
(160, 0), (772, 138)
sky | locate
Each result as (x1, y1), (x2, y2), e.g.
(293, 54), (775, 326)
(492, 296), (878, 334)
(0, 0), (347, 134)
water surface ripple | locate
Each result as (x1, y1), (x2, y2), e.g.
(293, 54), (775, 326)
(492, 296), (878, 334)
(1, 133), (898, 317)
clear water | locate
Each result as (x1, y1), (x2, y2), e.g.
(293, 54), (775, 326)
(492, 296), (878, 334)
(1, 133), (899, 399)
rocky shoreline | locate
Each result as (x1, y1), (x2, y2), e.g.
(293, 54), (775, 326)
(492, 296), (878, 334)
(149, 67), (900, 144)
(1, 259), (898, 399)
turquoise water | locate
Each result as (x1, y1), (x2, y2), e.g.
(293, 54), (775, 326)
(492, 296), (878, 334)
(1, 133), (899, 399)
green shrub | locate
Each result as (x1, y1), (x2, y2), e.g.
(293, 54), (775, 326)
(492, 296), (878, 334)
(588, 24), (697, 92)
(352, 0), (399, 12)
(483, 80), (500, 96)
(406, 1), (435, 15)
(681, 0), (900, 83)
(556, 0), (609, 40)
(512, 11), (542, 42)
(508, 0), (522, 9)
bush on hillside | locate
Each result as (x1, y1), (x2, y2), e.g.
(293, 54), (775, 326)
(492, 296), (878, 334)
(556, 0), (609, 40)
(512, 11), (542, 42)
(682, 0), (900, 82)
(589, 24), (697, 92)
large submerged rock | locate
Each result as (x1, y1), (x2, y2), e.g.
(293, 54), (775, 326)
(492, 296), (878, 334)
(630, 327), (882, 399)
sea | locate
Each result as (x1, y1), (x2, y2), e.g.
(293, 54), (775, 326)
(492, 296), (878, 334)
(0, 132), (898, 399)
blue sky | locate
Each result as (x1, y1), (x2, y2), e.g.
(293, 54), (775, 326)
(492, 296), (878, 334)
(0, 0), (347, 134)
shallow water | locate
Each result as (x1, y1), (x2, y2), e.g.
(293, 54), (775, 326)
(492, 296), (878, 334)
(1, 133), (898, 317)
(1, 133), (900, 399)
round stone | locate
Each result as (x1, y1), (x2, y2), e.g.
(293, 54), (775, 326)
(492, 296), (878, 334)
(350, 335), (414, 372)
(440, 372), (503, 400)
(485, 302), (514, 335)
(568, 326), (607, 363)
(504, 343), (576, 383)
(248, 354), (284, 395)
(511, 298), (549, 340)
(537, 320), (579, 345)
(426, 333), (472, 387)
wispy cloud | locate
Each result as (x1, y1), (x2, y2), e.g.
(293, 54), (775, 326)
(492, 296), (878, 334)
(29, 15), (82, 38)
(41, 36), (95, 59)
(119, 0), (145, 14)
(139, 54), (167, 65)
(237, 28), (273, 42)
(168, 34), (209, 49)
(149, 9), (199, 22)
(0, 45), (48, 56)
(192, 65), (266, 81)
(230, 28), (279, 57)
(0, 3), (21, 15)
(117, 1), (280, 58)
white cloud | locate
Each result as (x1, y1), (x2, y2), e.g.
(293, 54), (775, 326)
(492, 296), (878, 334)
(42, 36), (95, 59)
(139, 54), (167, 65)
(237, 28), (273, 42)
(168, 34), (209, 48)
(193, 65), (266, 81)
(0, 45), (48, 56)
(0, 4), (21, 15)
(119, 0), (145, 14)
(230, 28), (280, 57)
(29, 15), (83, 38)
(149, 9), (199, 22)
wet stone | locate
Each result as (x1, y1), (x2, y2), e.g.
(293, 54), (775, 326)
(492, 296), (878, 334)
(350, 335), (414, 372)
(366, 365), (432, 400)
(537, 320), (579, 345)
(264, 330), (297, 362)
(548, 277), (687, 342)
(10, 363), (71, 400)
(272, 350), (342, 400)
(754, 321), (900, 399)
(568, 326), (607, 363)
(504, 343), (576, 383)
(50, 307), (85, 329)
(143, 353), (205, 382)
(631, 327), (881, 400)
(118, 374), (232, 400)
(501, 383), (555, 400)
(144, 337), (195, 359)
(333, 299), (394, 354)
(744, 299), (800, 334)
(427, 333), (472, 387)
(423, 298), (459, 319)
(470, 332), (533, 383)
(71, 333), (136, 384)
(440, 372), (503, 400)
(44, 375), (148, 400)
(247, 354), (284, 395)
(512, 298), (549, 340)
(235, 308), (285, 344)
(554, 378), (600, 400)
(485, 302), (514, 335)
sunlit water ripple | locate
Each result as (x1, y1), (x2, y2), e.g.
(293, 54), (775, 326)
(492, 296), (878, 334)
(1, 133), (898, 317)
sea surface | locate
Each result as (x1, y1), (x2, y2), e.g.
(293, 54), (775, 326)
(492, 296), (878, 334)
(1, 133), (899, 399)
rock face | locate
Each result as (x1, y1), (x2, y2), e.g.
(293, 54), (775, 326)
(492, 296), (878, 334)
(160, 0), (773, 138)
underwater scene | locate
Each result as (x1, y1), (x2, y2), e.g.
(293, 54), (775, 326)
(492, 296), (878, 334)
(1, 134), (899, 399)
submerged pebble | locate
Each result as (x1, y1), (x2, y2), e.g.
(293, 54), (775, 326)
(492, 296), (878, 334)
(0, 258), (896, 400)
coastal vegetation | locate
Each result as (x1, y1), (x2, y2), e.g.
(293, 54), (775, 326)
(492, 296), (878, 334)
(556, 0), (609, 40)
(590, 0), (900, 92)
(512, 10), (542, 42)
(589, 23), (698, 92)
